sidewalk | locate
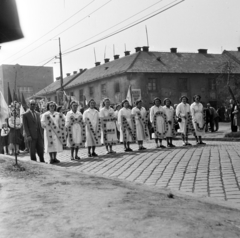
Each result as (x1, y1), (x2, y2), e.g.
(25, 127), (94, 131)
(17, 138), (240, 207)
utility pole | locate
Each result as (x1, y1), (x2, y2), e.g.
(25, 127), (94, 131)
(59, 37), (63, 91)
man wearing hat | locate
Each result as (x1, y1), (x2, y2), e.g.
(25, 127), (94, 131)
(176, 95), (193, 146)
(150, 97), (167, 148)
(163, 98), (176, 147)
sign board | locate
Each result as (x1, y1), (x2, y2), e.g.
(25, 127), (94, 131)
(132, 89), (141, 104)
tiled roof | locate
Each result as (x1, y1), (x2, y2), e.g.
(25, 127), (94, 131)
(35, 72), (81, 96)
(127, 51), (240, 73)
(64, 53), (139, 90)
(35, 50), (240, 96)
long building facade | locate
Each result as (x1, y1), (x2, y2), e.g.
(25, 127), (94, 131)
(34, 47), (240, 109)
(0, 64), (54, 103)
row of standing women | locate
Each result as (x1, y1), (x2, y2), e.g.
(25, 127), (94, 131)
(40, 94), (206, 163)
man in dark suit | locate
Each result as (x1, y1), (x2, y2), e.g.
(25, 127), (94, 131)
(22, 100), (45, 162)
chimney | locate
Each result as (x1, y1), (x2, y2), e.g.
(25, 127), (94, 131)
(198, 49), (208, 54)
(66, 73), (71, 77)
(55, 76), (61, 81)
(104, 58), (110, 63)
(79, 69), (83, 73)
(124, 51), (130, 56)
(135, 47), (141, 52)
(114, 55), (120, 60)
(237, 47), (240, 52)
(170, 48), (177, 53)
(142, 46), (149, 52)
(95, 62), (101, 66)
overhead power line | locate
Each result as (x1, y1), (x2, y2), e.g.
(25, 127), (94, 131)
(3, 0), (96, 62)
(62, 0), (164, 53)
(62, 0), (185, 56)
(8, 0), (112, 64)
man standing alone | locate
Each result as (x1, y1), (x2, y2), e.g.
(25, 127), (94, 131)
(23, 100), (45, 162)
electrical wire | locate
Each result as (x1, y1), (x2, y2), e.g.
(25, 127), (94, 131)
(3, 0), (95, 62)
(62, 0), (184, 56)
(8, 1), (112, 64)
(62, 0), (164, 53)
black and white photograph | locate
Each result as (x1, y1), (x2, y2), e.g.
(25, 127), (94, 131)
(1, 0), (240, 237)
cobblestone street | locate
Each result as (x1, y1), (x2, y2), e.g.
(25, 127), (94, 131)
(18, 140), (240, 206)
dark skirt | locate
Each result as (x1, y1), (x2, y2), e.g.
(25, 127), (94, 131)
(8, 128), (21, 145)
(1, 135), (9, 146)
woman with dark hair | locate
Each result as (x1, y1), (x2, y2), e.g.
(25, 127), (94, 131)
(132, 99), (148, 150)
(163, 98), (176, 147)
(65, 101), (85, 160)
(41, 101), (65, 164)
(176, 95), (194, 146)
(118, 99), (134, 152)
(150, 97), (166, 148)
(190, 95), (206, 145)
(83, 99), (101, 157)
(99, 98), (118, 154)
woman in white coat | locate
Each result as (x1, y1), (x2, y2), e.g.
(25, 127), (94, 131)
(131, 99), (148, 150)
(190, 95), (206, 145)
(41, 102), (65, 164)
(163, 98), (176, 147)
(83, 99), (101, 157)
(150, 98), (166, 148)
(99, 98), (118, 154)
(176, 96), (194, 146)
(65, 101), (85, 160)
(118, 99), (134, 152)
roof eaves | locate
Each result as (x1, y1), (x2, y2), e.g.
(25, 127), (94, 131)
(65, 70), (126, 90)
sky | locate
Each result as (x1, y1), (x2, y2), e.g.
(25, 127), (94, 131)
(0, 0), (240, 80)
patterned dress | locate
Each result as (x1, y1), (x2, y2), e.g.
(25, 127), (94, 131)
(150, 105), (166, 139)
(41, 111), (63, 153)
(65, 110), (84, 148)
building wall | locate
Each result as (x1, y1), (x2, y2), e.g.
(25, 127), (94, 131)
(64, 74), (129, 106)
(127, 72), (217, 109)
(0, 64), (53, 103)
(43, 72), (217, 109)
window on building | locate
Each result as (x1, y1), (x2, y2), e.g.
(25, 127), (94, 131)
(89, 86), (94, 97)
(79, 89), (84, 101)
(70, 92), (74, 96)
(18, 86), (34, 98)
(101, 84), (106, 95)
(54, 95), (57, 102)
(148, 78), (157, 91)
(115, 82), (120, 93)
(178, 78), (188, 91)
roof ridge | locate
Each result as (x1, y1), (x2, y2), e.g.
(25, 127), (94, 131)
(125, 51), (141, 72)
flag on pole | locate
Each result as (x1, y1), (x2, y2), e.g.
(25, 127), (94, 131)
(21, 93), (27, 108)
(19, 104), (26, 124)
(0, 91), (10, 128)
(83, 95), (88, 108)
(13, 89), (18, 101)
(126, 85), (133, 106)
(7, 83), (12, 105)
